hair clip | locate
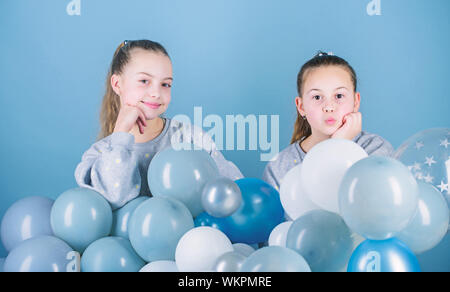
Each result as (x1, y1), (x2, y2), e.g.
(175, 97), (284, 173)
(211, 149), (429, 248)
(318, 51), (334, 57)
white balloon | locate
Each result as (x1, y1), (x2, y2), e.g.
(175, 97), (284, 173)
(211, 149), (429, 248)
(175, 227), (233, 272)
(139, 261), (178, 272)
(280, 164), (320, 220)
(268, 221), (293, 247)
(301, 139), (368, 213)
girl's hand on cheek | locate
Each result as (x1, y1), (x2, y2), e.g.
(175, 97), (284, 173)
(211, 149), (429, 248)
(331, 112), (362, 140)
(113, 102), (147, 135)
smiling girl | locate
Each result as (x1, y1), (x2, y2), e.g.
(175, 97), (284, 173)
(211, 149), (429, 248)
(75, 40), (243, 209)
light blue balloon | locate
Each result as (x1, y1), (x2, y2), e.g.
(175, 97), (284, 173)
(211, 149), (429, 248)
(348, 238), (421, 272)
(3, 236), (76, 272)
(394, 128), (450, 209)
(81, 237), (145, 272)
(240, 246), (311, 272)
(128, 196), (194, 262)
(148, 147), (220, 217)
(339, 156), (419, 240)
(214, 251), (247, 272)
(111, 196), (148, 239)
(201, 177), (242, 218)
(397, 182), (449, 254)
(285, 210), (353, 272)
(1, 196), (54, 252)
(50, 188), (113, 253)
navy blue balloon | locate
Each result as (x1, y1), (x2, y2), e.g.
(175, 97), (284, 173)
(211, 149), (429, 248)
(221, 178), (284, 244)
(348, 238), (421, 272)
(3, 236), (76, 272)
(194, 212), (229, 233)
(81, 237), (145, 272)
(1, 196), (54, 252)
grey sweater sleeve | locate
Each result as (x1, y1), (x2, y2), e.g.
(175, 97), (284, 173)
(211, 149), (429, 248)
(74, 132), (141, 210)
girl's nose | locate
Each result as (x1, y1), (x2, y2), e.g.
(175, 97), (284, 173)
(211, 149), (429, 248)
(323, 104), (335, 113)
(148, 87), (161, 99)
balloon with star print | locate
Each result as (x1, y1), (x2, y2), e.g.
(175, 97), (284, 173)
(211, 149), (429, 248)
(394, 128), (450, 213)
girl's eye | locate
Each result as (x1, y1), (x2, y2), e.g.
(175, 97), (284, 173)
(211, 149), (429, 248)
(313, 95), (321, 101)
(336, 94), (344, 99)
(140, 80), (149, 85)
(162, 83), (172, 88)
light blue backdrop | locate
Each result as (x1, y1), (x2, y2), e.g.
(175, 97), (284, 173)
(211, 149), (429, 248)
(0, 0), (449, 268)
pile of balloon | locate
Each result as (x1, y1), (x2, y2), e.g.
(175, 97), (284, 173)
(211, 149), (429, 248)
(0, 128), (448, 272)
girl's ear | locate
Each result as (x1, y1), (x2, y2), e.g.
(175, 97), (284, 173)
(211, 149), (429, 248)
(353, 92), (361, 112)
(111, 74), (122, 97)
(295, 96), (306, 117)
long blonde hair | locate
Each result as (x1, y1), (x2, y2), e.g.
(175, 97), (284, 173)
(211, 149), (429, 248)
(290, 52), (357, 144)
(97, 40), (170, 140)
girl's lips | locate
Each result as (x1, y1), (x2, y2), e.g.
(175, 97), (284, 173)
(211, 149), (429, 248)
(325, 118), (337, 125)
(143, 102), (161, 109)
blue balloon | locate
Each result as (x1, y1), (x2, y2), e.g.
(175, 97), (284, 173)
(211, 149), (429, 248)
(128, 196), (194, 262)
(0, 258), (5, 272)
(3, 236), (76, 272)
(111, 196), (148, 239)
(348, 238), (421, 272)
(339, 156), (419, 240)
(1, 196), (54, 252)
(148, 147), (220, 217)
(240, 246), (311, 272)
(81, 237), (145, 272)
(286, 210), (353, 272)
(394, 128), (450, 209)
(417, 232), (450, 272)
(194, 212), (229, 233)
(50, 188), (113, 253)
(220, 178), (285, 244)
(397, 182), (449, 254)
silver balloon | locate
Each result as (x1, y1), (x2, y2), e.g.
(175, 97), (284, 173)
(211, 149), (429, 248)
(201, 177), (242, 218)
(213, 251), (247, 272)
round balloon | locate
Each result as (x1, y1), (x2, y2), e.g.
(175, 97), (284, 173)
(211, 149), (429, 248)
(3, 236), (76, 272)
(396, 181), (449, 254)
(240, 246), (311, 272)
(1, 196), (54, 252)
(111, 196), (148, 239)
(339, 156), (419, 240)
(286, 210), (353, 272)
(268, 221), (293, 247)
(201, 177), (242, 218)
(394, 128), (449, 210)
(348, 238), (421, 272)
(128, 196), (194, 262)
(140, 261), (178, 272)
(175, 227), (233, 272)
(213, 251), (247, 272)
(148, 147), (220, 217)
(279, 164), (320, 220)
(81, 237), (145, 272)
(50, 188), (113, 253)
(194, 212), (229, 233)
(232, 243), (256, 257)
(221, 178), (285, 244)
(300, 139), (368, 213)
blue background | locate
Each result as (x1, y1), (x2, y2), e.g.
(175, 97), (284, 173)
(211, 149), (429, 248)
(0, 0), (449, 269)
